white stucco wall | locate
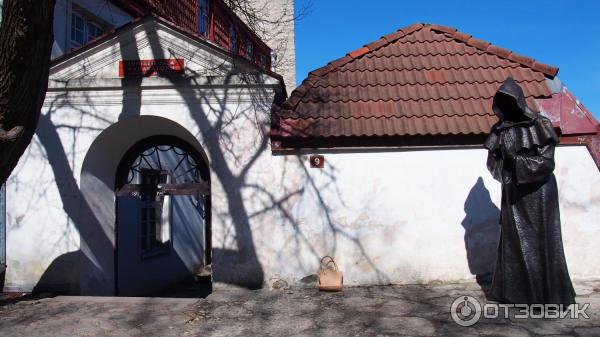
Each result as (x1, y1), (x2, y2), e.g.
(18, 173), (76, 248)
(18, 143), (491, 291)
(4, 18), (599, 293)
(258, 146), (600, 287)
(7, 109), (599, 292)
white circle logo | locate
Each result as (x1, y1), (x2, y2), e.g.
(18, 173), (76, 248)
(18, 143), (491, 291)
(450, 295), (482, 326)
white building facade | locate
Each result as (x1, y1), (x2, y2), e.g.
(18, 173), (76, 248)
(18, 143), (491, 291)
(2, 3), (600, 296)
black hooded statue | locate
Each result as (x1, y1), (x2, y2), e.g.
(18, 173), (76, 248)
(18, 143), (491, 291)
(484, 77), (575, 306)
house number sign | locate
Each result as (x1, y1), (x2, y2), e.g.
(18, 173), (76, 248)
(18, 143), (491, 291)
(309, 155), (324, 168)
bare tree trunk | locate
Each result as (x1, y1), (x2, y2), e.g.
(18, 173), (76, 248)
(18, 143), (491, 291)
(0, 0), (54, 185)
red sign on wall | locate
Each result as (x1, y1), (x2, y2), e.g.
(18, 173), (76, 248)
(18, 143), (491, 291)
(118, 58), (185, 77)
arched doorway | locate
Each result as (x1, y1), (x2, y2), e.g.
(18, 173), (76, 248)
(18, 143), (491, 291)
(115, 135), (211, 296)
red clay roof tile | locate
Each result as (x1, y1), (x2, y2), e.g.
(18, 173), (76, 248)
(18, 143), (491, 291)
(531, 61), (558, 77)
(467, 37), (491, 50)
(507, 53), (535, 67)
(487, 45), (512, 58)
(384, 30), (407, 43)
(453, 31), (472, 43)
(429, 24), (457, 34)
(365, 38), (388, 51)
(348, 46), (371, 59)
(273, 23), (559, 143)
(277, 115), (499, 138)
(401, 23), (425, 35)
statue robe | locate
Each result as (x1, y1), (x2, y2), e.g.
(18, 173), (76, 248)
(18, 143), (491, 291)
(484, 77), (575, 305)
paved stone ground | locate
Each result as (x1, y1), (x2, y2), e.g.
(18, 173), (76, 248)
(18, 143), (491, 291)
(1, 280), (599, 336)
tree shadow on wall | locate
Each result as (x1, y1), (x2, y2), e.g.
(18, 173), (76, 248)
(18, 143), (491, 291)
(27, 100), (113, 295)
(24, 28), (145, 295)
(142, 24), (391, 288)
(17, 20), (390, 298)
(461, 177), (500, 289)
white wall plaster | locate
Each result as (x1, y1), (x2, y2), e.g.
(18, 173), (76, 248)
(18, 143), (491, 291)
(5, 18), (599, 293)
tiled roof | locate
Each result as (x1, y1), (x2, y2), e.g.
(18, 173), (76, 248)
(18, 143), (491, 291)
(272, 23), (558, 141)
(110, 0), (196, 31)
(90, 1), (272, 71)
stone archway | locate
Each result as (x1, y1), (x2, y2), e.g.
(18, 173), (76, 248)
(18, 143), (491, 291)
(79, 116), (210, 295)
(114, 136), (211, 296)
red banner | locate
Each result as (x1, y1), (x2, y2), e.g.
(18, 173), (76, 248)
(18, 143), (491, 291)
(118, 58), (185, 77)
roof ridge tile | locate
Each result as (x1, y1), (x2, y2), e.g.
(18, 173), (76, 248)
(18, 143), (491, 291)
(486, 45), (512, 58)
(348, 46), (370, 59)
(400, 23), (425, 36)
(428, 24), (457, 34)
(364, 38), (388, 51)
(452, 31), (472, 43)
(466, 37), (491, 51)
(507, 53), (535, 67)
(532, 62), (557, 77)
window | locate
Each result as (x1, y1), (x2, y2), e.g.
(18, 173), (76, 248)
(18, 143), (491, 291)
(229, 24), (237, 53)
(116, 142), (209, 259)
(139, 169), (171, 256)
(244, 39), (253, 60)
(71, 12), (85, 47)
(259, 54), (267, 68)
(86, 21), (103, 41)
(70, 10), (104, 49)
(197, 0), (209, 36)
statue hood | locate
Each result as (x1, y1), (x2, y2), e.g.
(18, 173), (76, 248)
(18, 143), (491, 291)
(492, 77), (537, 122)
(484, 77), (558, 153)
